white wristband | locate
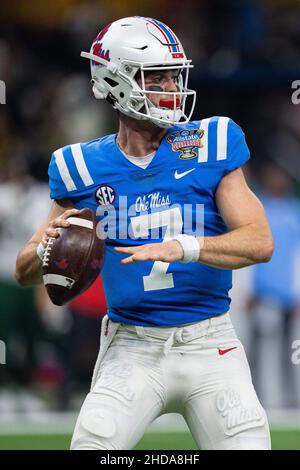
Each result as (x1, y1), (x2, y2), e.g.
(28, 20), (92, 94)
(173, 234), (201, 263)
(36, 242), (45, 261)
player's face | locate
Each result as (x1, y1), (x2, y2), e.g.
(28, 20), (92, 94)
(138, 69), (181, 109)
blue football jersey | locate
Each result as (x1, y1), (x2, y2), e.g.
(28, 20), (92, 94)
(48, 117), (250, 326)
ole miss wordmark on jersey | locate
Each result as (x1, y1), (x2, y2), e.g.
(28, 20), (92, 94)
(48, 117), (250, 326)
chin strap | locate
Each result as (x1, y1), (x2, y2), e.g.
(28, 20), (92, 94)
(148, 104), (183, 127)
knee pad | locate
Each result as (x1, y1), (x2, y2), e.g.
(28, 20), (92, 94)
(81, 409), (117, 438)
(71, 408), (117, 450)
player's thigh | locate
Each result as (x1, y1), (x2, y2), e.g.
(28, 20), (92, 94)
(71, 349), (164, 450)
(183, 342), (271, 450)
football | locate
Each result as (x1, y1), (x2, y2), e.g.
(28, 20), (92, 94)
(42, 208), (105, 306)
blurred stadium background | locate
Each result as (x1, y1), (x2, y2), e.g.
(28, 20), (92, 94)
(0, 0), (300, 450)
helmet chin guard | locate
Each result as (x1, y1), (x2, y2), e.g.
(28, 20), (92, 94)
(81, 17), (196, 128)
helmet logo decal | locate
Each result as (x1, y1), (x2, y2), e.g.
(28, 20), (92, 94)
(167, 130), (204, 160)
(91, 23), (112, 64)
(92, 42), (110, 63)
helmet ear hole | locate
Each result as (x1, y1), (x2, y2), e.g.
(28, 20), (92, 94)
(104, 77), (118, 88)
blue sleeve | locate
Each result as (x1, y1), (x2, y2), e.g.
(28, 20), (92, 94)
(48, 150), (72, 200)
(224, 119), (250, 174)
(48, 144), (95, 201)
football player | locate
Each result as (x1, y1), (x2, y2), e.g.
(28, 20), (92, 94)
(16, 17), (274, 450)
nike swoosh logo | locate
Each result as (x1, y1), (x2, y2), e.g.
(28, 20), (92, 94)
(174, 168), (196, 179)
(218, 347), (238, 356)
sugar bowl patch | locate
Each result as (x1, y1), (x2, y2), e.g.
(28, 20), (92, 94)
(167, 129), (204, 160)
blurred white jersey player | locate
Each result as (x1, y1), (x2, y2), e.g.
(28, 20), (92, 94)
(47, 17), (273, 449)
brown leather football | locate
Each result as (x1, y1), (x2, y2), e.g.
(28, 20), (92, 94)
(42, 208), (105, 306)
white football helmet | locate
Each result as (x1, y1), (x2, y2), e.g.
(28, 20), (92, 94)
(81, 16), (196, 128)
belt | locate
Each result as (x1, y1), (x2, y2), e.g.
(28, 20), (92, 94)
(117, 312), (231, 356)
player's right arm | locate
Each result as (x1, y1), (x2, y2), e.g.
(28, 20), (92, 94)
(15, 199), (80, 287)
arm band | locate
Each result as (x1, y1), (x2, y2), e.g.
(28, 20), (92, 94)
(173, 234), (202, 263)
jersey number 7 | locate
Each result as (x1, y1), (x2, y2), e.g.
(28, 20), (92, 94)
(130, 207), (183, 291)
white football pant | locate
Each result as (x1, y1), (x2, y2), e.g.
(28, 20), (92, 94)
(71, 313), (271, 450)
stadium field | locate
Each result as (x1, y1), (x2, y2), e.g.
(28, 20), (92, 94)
(0, 430), (299, 450)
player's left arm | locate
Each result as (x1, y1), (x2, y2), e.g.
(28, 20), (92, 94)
(115, 168), (273, 269)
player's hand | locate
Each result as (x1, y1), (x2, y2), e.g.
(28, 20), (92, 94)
(41, 208), (80, 247)
(114, 240), (184, 265)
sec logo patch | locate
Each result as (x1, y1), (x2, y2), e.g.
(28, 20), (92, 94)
(94, 184), (116, 206)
